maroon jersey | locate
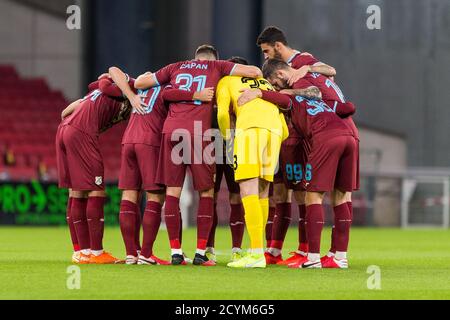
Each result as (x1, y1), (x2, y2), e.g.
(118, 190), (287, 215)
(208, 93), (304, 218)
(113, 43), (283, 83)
(122, 85), (168, 146)
(68, 80), (131, 137)
(153, 59), (235, 135)
(292, 73), (359, 139)
(284, 52), (319, 140)
(293, 73), (346, 104)
(287, 51), (319, 69)
(261, 91), (354, 142)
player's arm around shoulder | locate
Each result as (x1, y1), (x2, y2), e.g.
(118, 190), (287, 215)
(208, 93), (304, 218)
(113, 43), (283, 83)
(282, 86), (322, 100)
(230, 64), (262, 78)
(108, 66), (146, 115)
(134, 71), (158, 90)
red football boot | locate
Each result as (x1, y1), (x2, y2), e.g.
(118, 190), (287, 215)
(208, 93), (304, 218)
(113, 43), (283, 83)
(277, 252), (307, 266)
(264, 251), (283, 265)
(287, 254), (309, 268)
(320, 255), (332, 265)
(321, 257), (348, 269)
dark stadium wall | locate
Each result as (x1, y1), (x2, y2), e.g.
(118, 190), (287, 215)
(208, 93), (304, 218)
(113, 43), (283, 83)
(262, 0), (450, 168)
(212, 0), (263, 65)
(85, 0), (154, 82)
(85, 0), (214, 82)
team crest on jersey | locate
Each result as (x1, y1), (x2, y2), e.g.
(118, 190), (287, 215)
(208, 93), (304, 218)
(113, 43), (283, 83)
(95, 176), (103, 186)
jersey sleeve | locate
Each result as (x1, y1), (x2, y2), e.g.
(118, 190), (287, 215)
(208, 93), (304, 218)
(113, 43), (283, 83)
(127, 77), (138, 94)
(261, 90), (293, 109)
(154, 63), (177, 86)
(216, 78), (232, 140)
(216, 60), (236, 76)
(334, 101), (356, 118)
(99, 79), (124, 98)
(291, 54), (320, 69)
(88, 80), (100, 92)
(162, 87), (194, 102)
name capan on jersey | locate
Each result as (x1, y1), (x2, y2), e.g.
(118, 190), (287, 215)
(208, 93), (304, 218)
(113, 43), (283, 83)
(216, 76), (289, 141)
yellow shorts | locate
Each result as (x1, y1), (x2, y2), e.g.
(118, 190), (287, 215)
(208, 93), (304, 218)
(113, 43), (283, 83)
(233, 128), (282, 182)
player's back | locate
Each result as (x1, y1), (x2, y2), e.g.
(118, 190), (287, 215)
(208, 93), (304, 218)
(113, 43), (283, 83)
(154, 59), (235, 135)
(292, 96), (352, 141)
(218, 76), (286, 137)
(122, 86), (168, 146)
(68, 90), (125, 136)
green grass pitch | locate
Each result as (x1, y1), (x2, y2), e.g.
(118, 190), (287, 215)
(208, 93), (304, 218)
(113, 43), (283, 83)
(0, 226), (449, 300)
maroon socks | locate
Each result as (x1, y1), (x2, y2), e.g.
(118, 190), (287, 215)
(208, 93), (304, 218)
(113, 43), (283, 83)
(305, 204), (325, 254)
(165, 195), (182, 250)
(66, 197), (79, 251)
(298, 204), (308, 252)
(229, 203), (245, 249)
(333, 203), (352, 253)
(197, 197), (214, 251)
(270, 202), (292, 250)
(86, 196), (106, 251)
(119, 200), (139, 256)
(71, 198), (90, 251)
(207, 203), (219, 248)
(265, 206), (276, 247)
(141, 201), (162, 258)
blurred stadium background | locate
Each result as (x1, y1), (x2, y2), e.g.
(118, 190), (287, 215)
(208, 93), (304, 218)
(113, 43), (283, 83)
(0, 0), (449, 229)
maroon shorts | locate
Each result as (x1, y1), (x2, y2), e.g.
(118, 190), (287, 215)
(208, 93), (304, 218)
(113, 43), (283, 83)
(156, 133), (215, 191)
(273, 136), (307, 191)
(56, 125), (104, 191)
(354, 138), (360, 191)
(306, 135), (357, 192)
(118, 143), (164, 192)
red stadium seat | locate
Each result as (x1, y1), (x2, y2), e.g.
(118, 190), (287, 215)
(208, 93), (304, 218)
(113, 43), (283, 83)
(5, 167), (39, 181)
(0, 64), (124, 182)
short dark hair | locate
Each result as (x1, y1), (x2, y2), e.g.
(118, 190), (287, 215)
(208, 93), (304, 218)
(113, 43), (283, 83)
(195, 44), (219, 60)
(256, 26), (288, 46)
(262, 58), (289, 79)
(228, 56), (249, 65)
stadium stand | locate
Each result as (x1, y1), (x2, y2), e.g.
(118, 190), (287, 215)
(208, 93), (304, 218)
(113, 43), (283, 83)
(0, 65), (125, 182)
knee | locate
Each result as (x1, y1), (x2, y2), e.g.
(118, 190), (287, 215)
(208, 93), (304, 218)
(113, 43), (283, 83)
(199, 188), (214, 198)
(274, 184), (291, 203)
(305, 192), (324, 206)
(333, 190), (351, 207)
(294, 191), (306, 205)
(122, 190), (139, 203)
(147, 191), (165, 204)
(166, 187), (182, 199)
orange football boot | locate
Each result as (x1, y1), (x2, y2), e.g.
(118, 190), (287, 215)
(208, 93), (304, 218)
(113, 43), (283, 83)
(78, 253), (92, 264)
(89, 252), (121, 264)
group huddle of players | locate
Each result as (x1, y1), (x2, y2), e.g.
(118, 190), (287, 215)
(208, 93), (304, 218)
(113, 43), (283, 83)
(56, 26), (358, 269)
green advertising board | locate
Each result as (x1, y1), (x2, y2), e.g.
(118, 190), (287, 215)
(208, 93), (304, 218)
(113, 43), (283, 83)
(0, 180), (122, 225)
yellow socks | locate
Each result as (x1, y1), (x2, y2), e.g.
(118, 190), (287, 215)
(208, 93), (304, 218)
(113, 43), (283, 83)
(242, 195), (264, 250)
(259, 198), (269, 229)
